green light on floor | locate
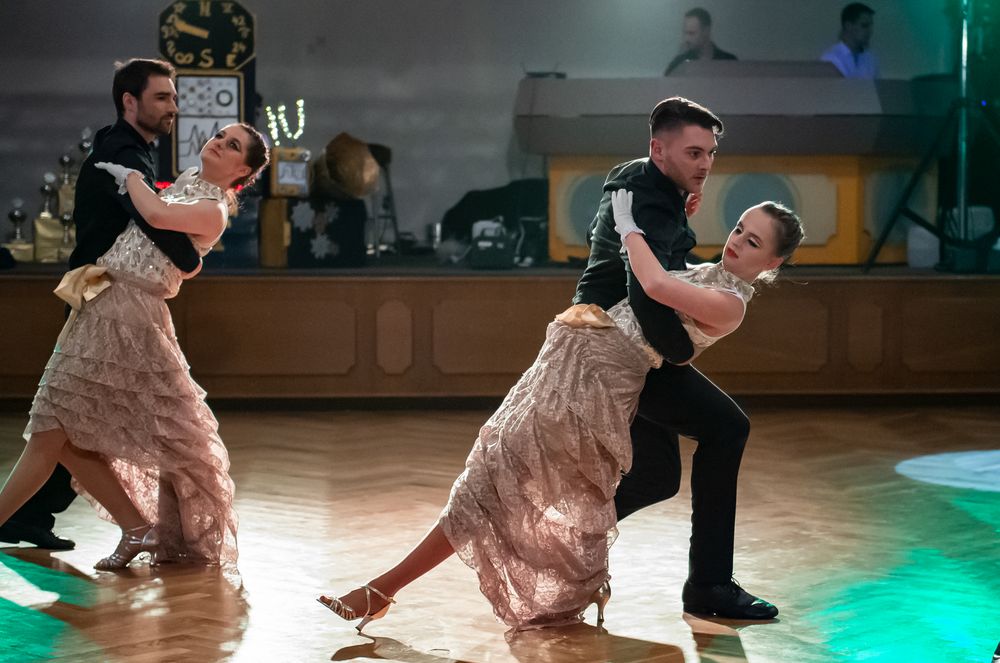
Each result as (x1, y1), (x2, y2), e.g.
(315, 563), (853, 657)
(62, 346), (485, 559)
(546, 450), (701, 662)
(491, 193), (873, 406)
(0, 552), (96, 608)
(806, 482), (1000, 662)
(0, 596), (73, 662)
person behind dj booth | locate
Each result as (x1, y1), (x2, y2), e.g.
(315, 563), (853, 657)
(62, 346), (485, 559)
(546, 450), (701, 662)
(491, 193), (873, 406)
(664, 7), (738, 76)
(821, 2), (880, 79)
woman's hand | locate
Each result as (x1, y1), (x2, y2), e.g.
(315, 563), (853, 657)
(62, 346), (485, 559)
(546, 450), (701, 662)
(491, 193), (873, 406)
(685, 192), (702, 217)
(611, 189), (644, 241)
(94, 162), (141, 195)
(182, 258), (204, 280)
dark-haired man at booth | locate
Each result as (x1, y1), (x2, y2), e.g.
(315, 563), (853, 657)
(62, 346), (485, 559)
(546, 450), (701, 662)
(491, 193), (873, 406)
(665, 8), (738, 76)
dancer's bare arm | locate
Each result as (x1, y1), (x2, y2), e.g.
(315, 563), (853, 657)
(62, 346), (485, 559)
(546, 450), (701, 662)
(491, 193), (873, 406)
(613, 189), (743, 333)
(123, 172), (226, 244)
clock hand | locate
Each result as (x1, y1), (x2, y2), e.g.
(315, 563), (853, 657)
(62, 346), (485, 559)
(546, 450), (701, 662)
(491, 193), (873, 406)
(174, 17), (210, 39)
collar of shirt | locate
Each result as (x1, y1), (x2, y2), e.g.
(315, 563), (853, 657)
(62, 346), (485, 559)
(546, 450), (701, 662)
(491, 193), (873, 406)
(641, 159), (686, 203)
(113, 117), (155, 153)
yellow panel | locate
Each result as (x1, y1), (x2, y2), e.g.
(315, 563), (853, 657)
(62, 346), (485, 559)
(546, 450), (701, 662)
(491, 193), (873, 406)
(548, 156), (626, 262)
(548, 154), (933, 265)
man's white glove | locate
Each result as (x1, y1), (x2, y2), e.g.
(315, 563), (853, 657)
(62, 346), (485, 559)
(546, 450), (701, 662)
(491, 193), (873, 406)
(94, 162), (140, 195)
(611, 189), (644, 241)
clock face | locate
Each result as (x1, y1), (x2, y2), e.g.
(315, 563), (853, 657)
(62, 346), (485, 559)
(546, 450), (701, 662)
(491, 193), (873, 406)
(159, 1), (255, 70)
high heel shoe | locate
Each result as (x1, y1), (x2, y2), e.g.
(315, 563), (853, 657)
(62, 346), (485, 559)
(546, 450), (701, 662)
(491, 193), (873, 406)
(589, 580), (611, 624)
(317, 584), (396, 633)
(94, 524), (160, 570)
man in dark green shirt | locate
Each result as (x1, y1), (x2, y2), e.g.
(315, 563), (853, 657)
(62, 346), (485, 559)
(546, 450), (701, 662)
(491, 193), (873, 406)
(573, 97), (778, 620)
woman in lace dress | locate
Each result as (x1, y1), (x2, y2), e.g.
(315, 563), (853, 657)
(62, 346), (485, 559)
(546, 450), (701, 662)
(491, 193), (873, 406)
(319, 191), (804, 631)
(0, 123), (268, 570)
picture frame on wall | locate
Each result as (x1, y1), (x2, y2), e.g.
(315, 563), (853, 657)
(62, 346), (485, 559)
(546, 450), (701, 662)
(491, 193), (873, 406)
(171, 70), (244, 177)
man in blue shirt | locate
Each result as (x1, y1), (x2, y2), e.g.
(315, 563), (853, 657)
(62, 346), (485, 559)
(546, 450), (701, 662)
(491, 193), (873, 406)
(821, 3), (880, 79)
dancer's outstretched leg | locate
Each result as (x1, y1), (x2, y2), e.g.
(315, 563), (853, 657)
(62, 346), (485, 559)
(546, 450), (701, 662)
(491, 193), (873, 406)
(0, 429), (67, 526)
(319, 523), (454, 631)
(58, 443), (146, 530)
(58, 443), (158, 569)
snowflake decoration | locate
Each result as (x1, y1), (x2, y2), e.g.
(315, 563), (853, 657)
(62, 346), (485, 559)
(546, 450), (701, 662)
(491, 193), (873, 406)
(310, 234), (332, 259)
(293, 208), (314, 232)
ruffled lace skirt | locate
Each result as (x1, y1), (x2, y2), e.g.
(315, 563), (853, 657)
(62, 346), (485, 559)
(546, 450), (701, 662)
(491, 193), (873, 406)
(24, 270), (238, 568)
(439, 302), (658, 628)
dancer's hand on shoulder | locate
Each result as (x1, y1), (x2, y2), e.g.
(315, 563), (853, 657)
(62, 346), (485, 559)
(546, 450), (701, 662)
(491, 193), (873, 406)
(611, 189), (643, 241)
(94, 162), (141, 195)
(685, 192), (702, 217)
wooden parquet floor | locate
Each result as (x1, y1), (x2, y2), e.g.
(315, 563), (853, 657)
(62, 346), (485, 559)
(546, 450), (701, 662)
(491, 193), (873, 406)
(1, 404), (998, 663)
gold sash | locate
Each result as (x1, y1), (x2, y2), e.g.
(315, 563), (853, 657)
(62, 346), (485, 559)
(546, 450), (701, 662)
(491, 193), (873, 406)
(554, 303), (615, 329)
(54, 265), (111, 311)
(52, 265), (111, 348)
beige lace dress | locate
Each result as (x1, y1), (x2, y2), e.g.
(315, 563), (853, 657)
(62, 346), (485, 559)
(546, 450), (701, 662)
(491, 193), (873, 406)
(439, 261), (753, 629)
(24, 168), (238, 568)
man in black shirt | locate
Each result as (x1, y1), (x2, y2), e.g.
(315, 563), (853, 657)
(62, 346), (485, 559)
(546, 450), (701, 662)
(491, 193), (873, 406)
(573, 97), (778, 620)
(0, 58), (199, 551)
(664, 7), (738, 76)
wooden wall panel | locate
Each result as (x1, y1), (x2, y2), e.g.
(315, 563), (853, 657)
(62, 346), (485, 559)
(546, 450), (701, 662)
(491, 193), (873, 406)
(182, 289), (357, 376)
(901, 297), (1000, 373)
(848, 301), (884, 372)
(0, 278), (64, 378)
(376, 300), (413, 376)
(2, 270), (998, 398)
(431, 298), (554, 375)
(699, 297), (830, 374)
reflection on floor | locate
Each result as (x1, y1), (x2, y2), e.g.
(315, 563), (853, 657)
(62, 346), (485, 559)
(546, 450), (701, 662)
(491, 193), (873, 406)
(1, 404), (998, 662)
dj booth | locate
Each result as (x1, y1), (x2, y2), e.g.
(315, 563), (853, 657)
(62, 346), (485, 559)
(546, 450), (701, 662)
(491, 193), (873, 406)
(515, 62), (952, 264)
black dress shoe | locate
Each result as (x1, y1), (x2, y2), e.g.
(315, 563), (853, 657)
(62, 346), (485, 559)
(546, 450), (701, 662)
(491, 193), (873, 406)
(682, 579), (778, 620)
(0, 521), (75, 550)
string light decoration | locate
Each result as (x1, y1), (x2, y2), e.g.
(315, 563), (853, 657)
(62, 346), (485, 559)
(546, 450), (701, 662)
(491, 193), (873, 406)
(264, 98), (306, 147)
(264, 105), (281, 146)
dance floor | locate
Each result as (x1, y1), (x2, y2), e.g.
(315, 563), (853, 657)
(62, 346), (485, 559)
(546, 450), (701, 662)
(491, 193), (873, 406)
(1, 403), (997, 663)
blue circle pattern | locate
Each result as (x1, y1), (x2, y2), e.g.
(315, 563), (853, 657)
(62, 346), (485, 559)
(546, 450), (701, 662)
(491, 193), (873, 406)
(567, 175), (608, 245)
(722, 174), (796, 235)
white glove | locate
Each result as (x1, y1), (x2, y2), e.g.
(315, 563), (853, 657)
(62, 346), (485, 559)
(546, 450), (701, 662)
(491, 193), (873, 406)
(94, 162), (141, 195)
(611, 189), (644, 241)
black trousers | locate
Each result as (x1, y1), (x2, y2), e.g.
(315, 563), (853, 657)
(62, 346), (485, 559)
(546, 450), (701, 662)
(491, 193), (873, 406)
(7, 463), (76, 531)
(614, 361), (749, 585)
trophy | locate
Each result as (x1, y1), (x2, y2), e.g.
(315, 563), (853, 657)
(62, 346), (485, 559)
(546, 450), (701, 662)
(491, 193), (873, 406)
(58, 211), (76, 262)
(33, 173), (63, 263)
(56, 127), (92, 221)
(79, 127), (93, 154)
(2, 198), (34, 263)
(58, 152), (76, 217)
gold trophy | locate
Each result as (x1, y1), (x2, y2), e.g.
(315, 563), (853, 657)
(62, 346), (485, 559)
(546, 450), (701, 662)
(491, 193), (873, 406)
(56, 152), (78, 260)
(58, 152), (76, 217)
(33, 173), (63, 263)
(3, 199), (34, 263)
(75, 129), (93, 183)
(58, 212), (76, 262)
